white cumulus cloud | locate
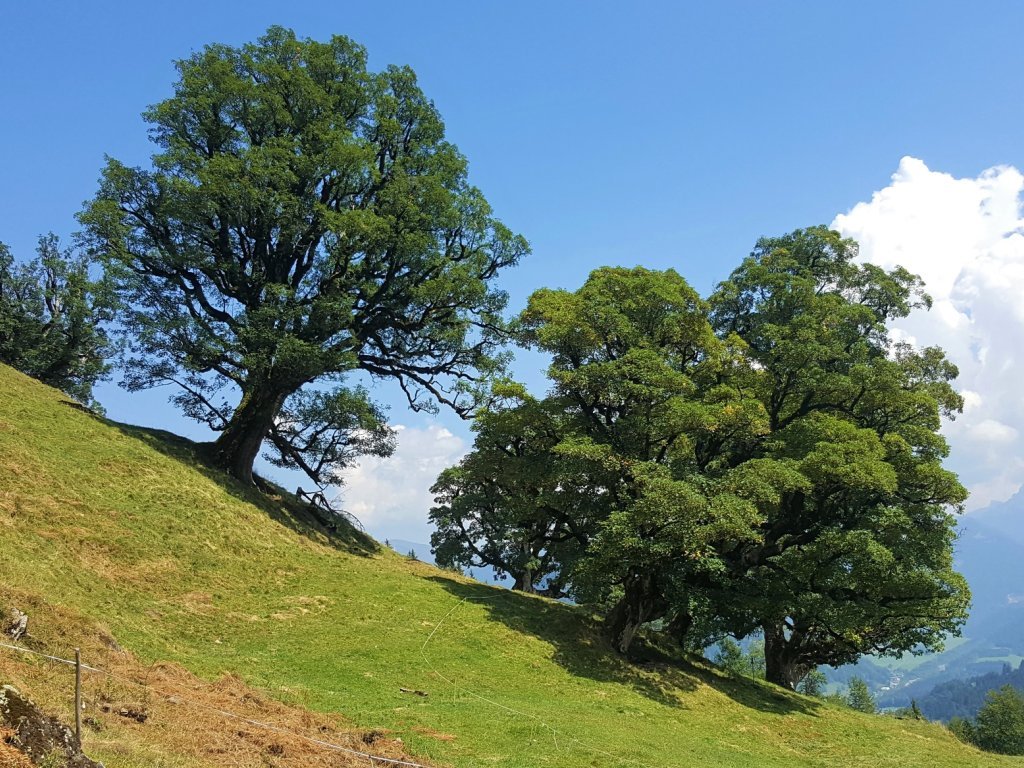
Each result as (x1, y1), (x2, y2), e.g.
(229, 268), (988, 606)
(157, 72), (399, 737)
(968, 419), (1019, 445)
(834, 156), (1024, 510)
(335, 423), (467, 544)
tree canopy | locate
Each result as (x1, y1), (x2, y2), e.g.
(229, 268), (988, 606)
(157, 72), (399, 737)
(430, 383), (593, 594)
(707, 227), (969, 687)
(80, 26), (527, 486)
(945, 685), (1024, 755)
(0, 235), (115, 408)
(430, 227), (969, 685)
(433, 266), (766, 652)
(797, 669), (827, 698)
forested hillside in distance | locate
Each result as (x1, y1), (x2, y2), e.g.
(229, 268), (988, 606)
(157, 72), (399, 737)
(919, 663), (1024, 722)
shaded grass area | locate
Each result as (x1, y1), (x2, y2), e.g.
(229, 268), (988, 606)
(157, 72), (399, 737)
(0, 364), (1015, 767)
(424, 575), (826, 718)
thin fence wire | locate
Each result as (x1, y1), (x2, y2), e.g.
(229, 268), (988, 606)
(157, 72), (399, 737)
(0, 642), (101, 672)
(0, 640), (430, 768)
(4, 596), (667, 768)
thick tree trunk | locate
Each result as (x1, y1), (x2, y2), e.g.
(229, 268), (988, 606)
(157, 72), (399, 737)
(604, 573), (666, 655)
(666, 611), (694, 647)
(762, 621), (809, 689)
(512, 571), (536, 593)
(211, 382), (288, 484)
(511, 543), (537, 593)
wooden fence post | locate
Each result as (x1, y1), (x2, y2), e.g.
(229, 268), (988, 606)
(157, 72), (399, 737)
(74, 648), (82, 746)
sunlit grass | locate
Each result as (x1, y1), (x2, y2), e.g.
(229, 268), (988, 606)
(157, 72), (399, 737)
(0, 364), (1014, 767)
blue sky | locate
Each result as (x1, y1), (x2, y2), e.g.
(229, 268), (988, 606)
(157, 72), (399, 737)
(4, 2), (1024, 541)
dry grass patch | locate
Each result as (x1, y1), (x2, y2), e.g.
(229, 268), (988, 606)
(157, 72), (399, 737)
(0, 730), (35, 768)
(0, 591), (435, 768)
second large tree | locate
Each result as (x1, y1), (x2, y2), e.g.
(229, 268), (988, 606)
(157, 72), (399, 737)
(430, 228), (969, 682)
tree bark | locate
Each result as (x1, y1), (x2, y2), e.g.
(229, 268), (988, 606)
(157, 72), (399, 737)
(604, 573), (666, 655)
(511, 572), (536, 593)
(211, 382), (288, 484)
(666, 611), (694, 647)
(510, 543), (537, 593)
(762, 621), (809, 689)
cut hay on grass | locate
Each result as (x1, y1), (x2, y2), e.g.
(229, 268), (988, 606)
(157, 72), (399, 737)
(0, 731), (35, 768)
(0, 593), (432, 768)
(0, 363), (1015, 768)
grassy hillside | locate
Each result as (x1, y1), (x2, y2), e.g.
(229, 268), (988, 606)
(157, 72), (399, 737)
(0, 364), (1016, 767)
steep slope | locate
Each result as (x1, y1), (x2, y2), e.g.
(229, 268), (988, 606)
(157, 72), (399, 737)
(0, 364), (1015, 767)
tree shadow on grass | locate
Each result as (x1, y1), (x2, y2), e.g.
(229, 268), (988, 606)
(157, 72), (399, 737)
(424, 574), (821, 716)
(65, 403), (378, 557)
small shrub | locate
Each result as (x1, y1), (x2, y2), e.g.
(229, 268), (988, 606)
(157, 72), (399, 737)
(713, 637), (746, 677)
(948, 716), (977, 746)
(976, 685), (1024, 755)
(846, 677), (876, 714)
(798, 669), (827, 698)
(892, 700), (924, 720)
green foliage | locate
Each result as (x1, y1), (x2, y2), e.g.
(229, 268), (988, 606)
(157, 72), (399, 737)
(892, 700), (925, 720)
(265, 386), (395, 481)
(976, 686), (1024, 755)
(707, 226), (969, 687)
(713, 636), (765, 679)
(433, 230), (968, 677)
(948, 716), (977, 746)
(433, 266), (766, 650)
(79, 26), (527, 486)
(944, 687), (1024, 755)
(522, 267), (762, 649)
(823, 692), (849, 707)
(742, 638), (767, 679)
(846, 677), (877, 714)
(798, 669), (827, 698)
(430, 384), (587, 594)
(714, 637), (747, 676)
(0, 235), (115, 408)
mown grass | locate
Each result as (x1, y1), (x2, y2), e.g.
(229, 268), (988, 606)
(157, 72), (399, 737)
(0, 588), (421, 768)
(0, 364), (1017, 767)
